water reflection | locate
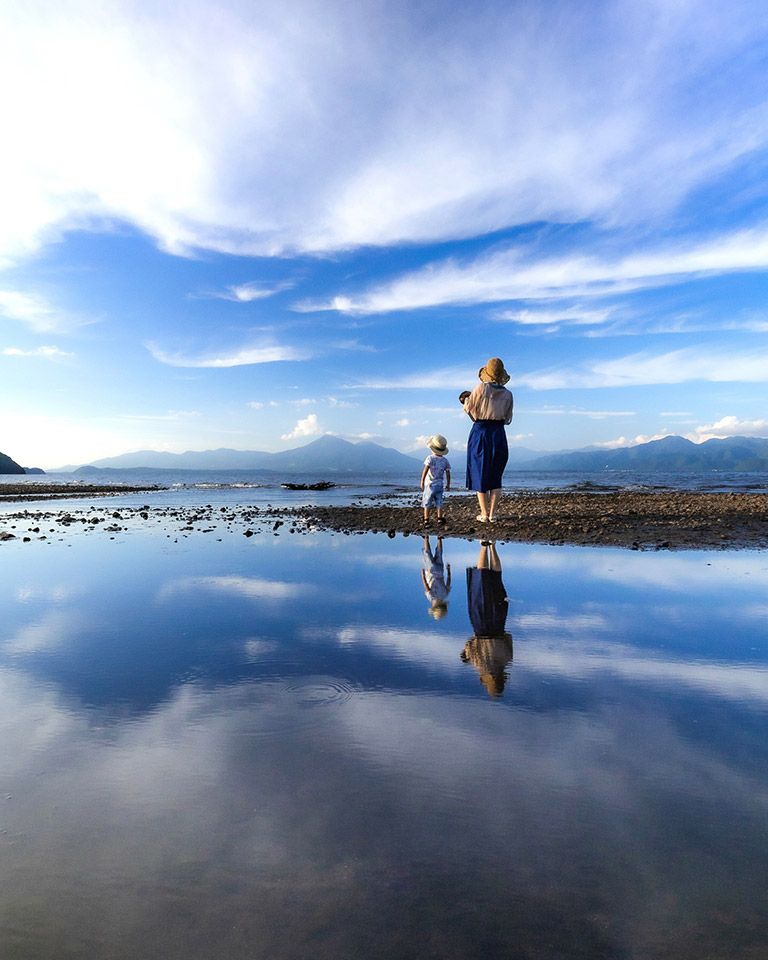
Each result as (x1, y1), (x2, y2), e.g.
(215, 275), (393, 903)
(421, 536), (452, 619)
(461, 540), (514, 697)
(2, 533), (768, 958)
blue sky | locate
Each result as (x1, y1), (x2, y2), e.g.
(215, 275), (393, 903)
(2, 0), (768, 469)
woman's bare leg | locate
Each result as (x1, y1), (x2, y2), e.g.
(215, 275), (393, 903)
(476, 491), (489, 519)
(487, 488), (501, 520)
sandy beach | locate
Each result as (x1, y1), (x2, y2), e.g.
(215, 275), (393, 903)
(1, 485), (767, 549)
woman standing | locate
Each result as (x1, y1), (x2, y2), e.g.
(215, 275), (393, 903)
(462, 357), (514, 522)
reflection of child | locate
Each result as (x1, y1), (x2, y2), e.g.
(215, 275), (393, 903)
(420, 435), (451, 525)
(422, 536), (452, 619)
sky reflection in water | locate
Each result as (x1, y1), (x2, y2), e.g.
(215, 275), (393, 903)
(1, 530), (767, 959)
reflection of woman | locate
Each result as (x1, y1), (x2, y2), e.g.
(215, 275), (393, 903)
(421, 536), (451, 619)
(461, 541), (513, 697)
(462, 357), (514, 523)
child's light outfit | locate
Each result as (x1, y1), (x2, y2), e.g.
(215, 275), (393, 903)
(422, 454), (451, 509)
(422, 540), (450, 603)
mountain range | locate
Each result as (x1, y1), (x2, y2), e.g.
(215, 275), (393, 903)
(37, 433), (768, 476)
(522, 435), (768, 472)
(63, 435), (422, 474)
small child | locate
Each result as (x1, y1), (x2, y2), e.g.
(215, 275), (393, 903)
(420, 435), (451, 525)
(422, 536), (452, 618)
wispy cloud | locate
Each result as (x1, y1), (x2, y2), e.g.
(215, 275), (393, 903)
(201, 280), (295, 302)
(518, 346), (768, 390)
(356, 346), (768, 394)
(3, 345), (74, 358)
(159, 576), (307, 601)
(2, 1), (768, 261)
(146, 341), (308, 367)
(311, 226), (768, 315)
(492, 305), (616, 328)
(352, 365), (473, 390)
(526, 406), (636, 418)
(0, 290), (89, 333)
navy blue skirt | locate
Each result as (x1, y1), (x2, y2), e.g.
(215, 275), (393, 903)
(465, 420), (508, 492)
(466, 567), (508, 638)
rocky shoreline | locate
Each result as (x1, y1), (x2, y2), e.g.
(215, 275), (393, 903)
(0, 487), (767, 549)
(0, 483), (160, 502)
(285, 490), (768, 550)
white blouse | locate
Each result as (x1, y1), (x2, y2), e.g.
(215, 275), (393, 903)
(463, 382), (514, 424)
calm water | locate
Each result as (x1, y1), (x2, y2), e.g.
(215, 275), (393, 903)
(1, 520), (767, 959)
(4, 466), (768, 513)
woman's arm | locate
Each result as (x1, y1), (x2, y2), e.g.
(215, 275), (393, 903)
(463, 383), (483, 420)
(503, 391), (514, 425)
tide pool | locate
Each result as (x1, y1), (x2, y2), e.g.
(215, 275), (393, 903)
(1, 529), (767, 959)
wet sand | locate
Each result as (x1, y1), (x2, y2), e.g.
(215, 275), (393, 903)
(1, 486), (767, 549)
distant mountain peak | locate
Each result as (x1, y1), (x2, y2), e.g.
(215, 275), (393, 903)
(520, 434), (768, 472)
(62, 436), (421, 474)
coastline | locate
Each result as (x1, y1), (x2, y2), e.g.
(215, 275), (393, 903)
(287, 491), (768, 550)
(0, 483), (160, 502)
(1, 487), (767, 549)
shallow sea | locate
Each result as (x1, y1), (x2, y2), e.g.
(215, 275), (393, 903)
(1, 475), (767, 958)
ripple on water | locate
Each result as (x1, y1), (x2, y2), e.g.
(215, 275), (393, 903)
(279, 675), (364, 710)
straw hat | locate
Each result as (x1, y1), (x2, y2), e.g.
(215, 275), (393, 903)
(426, 435), (449, 455)
(478, 357), (510, 385)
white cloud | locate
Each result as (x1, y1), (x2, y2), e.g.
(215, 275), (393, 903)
(518, 346), (768, 390)
(159, 575), (307, 601)
(281, 413), (322, 440)
(357, 345), (768, 396)
(312, 225), (768, 315)
(2, 1), (768, 261)
(354, 365), (474, 390)
(0, 289), (90, 333)
(203, 280), (295, 302)
(3, 610), (85, 655)
(590, 434), (668, 449)
(146, 341), (308, 367)
(3, 345), (74, 358)
(493, 306), (615, 328)
(526, 406), (637, 418)
(690, 415), (768, 441)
